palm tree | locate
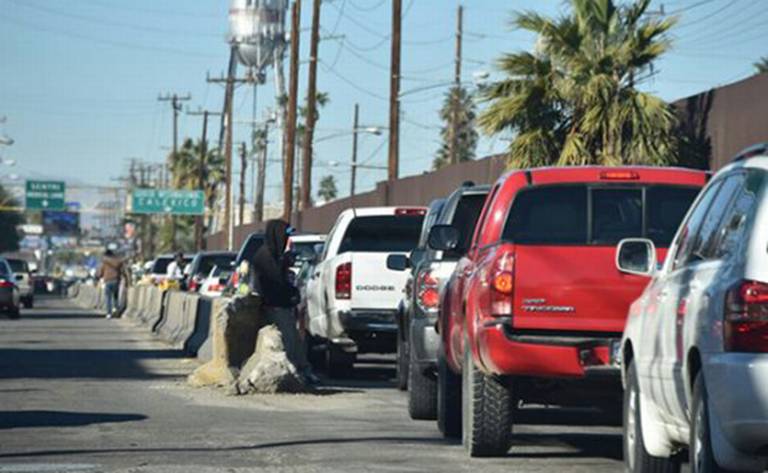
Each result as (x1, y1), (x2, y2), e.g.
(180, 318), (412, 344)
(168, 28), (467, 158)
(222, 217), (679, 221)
(433, 86), (479, 170)
(480, 0), (678, 168)
(755, 57), (768, 74)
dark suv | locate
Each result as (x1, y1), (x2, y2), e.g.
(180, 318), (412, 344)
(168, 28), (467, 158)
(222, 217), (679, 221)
(389, 183), (490, 420)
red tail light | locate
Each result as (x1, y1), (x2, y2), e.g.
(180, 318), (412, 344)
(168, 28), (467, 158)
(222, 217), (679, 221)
(489, 253), (515, 317)
(725, 280), (768, 353)
(395, 208), (427, 216)
(231, 271), (240, 287)
(0, 280), (14, 288)
(600, 171), (640, 180)
(416, 269), (440, 312)
(210, 283), (225, 293)
(335, 262), (352, 300)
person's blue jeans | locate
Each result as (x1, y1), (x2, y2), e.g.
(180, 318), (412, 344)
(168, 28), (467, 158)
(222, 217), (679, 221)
(104, 281), (119, 315)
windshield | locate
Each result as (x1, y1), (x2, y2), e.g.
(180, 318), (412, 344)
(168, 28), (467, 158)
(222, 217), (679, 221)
(338, 215), (425, 253)
(237, 235), (266, 263)
(151, 257), (173, 274)
(7, 259), (29, 273)
(502, 184), (700, 246)
(291, 242), (320, 262)
(198, 254), (234, 276)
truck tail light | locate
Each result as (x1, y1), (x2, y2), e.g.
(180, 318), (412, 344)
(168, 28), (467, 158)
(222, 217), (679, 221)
(395, 208), (427, 216)
(335, 262), (352, 300)
(600, 171), (640, 180)
(490, 253), (514, 317)
(416, 269), (440, 312)
(0, 280), (13, 288)
(724, 280), (768, 353)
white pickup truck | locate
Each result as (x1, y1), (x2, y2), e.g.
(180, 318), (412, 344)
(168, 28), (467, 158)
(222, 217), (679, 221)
(305, 206), (426, 374)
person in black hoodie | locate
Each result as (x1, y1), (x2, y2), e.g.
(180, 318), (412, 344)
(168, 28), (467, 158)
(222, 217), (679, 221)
(249, 219), (312, 380)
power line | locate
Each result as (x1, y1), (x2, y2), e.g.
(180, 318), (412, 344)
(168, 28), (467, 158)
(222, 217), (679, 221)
(318, 59), (389, 101)
(348, 0), (387, 12)
(674, 0), (739, 30)
(667, 0), (719, 15)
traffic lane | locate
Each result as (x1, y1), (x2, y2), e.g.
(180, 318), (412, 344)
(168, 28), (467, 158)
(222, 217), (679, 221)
(0, 297), (625, 472)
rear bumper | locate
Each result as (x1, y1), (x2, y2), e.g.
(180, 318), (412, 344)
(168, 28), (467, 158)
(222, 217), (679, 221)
(476, 320), (621, 379)
(0, 289), (17, 309)
(337, 309), (398, 353)
(410, 315), (439, 366)
(705, 353), (768, 456)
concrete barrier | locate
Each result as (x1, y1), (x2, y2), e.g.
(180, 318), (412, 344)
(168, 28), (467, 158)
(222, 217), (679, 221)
(188, 295), (261, 388)
(137, 286), (165, 330)
(194, 296), (231, 362)
(155, 291), (200, 350)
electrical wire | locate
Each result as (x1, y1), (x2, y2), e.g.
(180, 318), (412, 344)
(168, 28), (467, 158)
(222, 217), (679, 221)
(348, 0), (387, 13)
(674, 0), (739, 31)
(318, 59), (389, 101)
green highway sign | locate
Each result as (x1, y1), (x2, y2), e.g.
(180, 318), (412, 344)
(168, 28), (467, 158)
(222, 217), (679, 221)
(130, 189), (205, 216)
(25, 180), (66, 211)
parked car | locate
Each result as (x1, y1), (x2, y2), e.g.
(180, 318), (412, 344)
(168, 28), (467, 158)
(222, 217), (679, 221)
(229, 232), (266, 293)
(287, 234), (326, 272)
(0, 258), (21, 319)
(305, 207), (426, 376)
(620, 145), (768, 473)
(433, 166), (708, 456)
(185, 251), (236, 292)
(5, 258), (34, 308)
(389, 183), (490, 421)
(199, 265), (234, 298)
(145, 254), (193, 285)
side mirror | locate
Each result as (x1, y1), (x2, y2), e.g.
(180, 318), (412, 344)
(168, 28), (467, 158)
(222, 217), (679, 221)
(409, 248), (426, 268)
(387, 254), (409, 272)
(616, 238), (657, 277)
(428, 225), (460, 251)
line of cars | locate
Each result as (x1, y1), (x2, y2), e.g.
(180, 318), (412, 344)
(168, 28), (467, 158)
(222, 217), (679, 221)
(0, 256), (37, 319)
(297, 147), (768, 471)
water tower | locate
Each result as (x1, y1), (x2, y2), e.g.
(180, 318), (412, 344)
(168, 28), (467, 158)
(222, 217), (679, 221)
(229, 0), (288, 76)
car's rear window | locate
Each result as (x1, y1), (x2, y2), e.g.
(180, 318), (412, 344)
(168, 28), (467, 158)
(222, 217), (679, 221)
(291, 242), (321, 261)
(198, 254), (234, 276)
(339, 215), (425, 253)
(7, 259), (28, 273)
(445, 193), (487, 259)
(0, 261), (9, 277)
(151, 258), (173, 274)
(502, 184), (700, 246)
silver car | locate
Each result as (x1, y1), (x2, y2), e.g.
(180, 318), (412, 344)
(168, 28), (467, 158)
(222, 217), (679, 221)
(6, 258), (34, 308)
(0, 258), (21, 319)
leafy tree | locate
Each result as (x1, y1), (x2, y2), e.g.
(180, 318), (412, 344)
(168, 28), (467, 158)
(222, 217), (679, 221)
(317, 175), (338, 202)
(0, 183), (24, 253)
(479, 0), (678, 168)
(755, 57), (768, 74)
(433, 86), (478, 170)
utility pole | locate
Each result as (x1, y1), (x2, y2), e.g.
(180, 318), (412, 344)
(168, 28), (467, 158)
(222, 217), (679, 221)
(387, 0), (402, 182)
(350, 103), (360, 198)
(255, 121), (269, 222)
(187, 108), (222, 250)
(300, 0), (321, 211)
(283, 0), (301, 221)
(158, 93), (191, 249)
(449, 5), (463, 166)
(238, 142), (247, 226)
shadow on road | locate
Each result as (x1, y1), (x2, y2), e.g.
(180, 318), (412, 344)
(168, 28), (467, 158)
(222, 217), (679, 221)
(516, 407), (621, 427)
(509, 432), (623, 461)
(0, 348), (184, 380)
(0, 410), (147, 430)
(316, 357), (397, 391)
(0, 435), (451, 459)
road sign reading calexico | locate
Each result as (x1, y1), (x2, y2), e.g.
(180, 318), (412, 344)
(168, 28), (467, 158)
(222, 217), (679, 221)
(131, 189), (204, 215)
(25, 180), (66, 211)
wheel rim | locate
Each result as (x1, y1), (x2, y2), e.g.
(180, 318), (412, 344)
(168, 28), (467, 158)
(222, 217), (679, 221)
(694, 400), (706, 473)
(626, 385), (637, 470)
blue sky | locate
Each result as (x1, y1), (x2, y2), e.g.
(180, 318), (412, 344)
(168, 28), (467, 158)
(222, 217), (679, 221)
(1, 0), (766, 206)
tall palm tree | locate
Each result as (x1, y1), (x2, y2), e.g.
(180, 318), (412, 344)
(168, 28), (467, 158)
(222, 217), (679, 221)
(480, 0), (678, 168)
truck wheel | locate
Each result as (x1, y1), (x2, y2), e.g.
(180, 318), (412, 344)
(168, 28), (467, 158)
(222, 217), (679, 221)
(408, 350), (437, 420)
(8, 307), (20, 320)
(437, 349), (462, 438)
(396, 334), (409, 391)
(326, 344), (355, 378)
(624, 361), (680, 473)
(461, 340), (512, 457)
(690, 373), (735, 473)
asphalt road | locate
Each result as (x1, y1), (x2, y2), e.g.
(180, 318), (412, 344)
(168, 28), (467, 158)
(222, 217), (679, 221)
(0, 297), (626, 473)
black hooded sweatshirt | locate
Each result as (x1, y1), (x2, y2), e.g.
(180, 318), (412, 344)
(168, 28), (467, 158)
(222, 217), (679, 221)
(249, 219), (299, 307)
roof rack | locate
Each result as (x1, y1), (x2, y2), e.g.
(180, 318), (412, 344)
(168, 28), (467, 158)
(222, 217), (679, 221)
(732, 142), (768, 162)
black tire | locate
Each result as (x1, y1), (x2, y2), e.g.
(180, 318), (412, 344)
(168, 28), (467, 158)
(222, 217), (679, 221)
(408, 349), (437, 420)
(326, 344), (355, 378)
(461, 340), (513, 457)
(437, 349), (462, 438)
(690, 373), (734, 473)
(305, 335), (324, 369)
(23, 297), (33, 309)
(396, 332), (409, 391)
(8, 307), (20, 320)
(624, 361), (680, 473)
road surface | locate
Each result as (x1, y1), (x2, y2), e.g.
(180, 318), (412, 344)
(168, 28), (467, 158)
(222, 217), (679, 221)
(0, 297), (626, 472)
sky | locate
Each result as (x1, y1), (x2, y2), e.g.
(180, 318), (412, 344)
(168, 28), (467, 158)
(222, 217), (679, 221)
(1, 0), (766, 207)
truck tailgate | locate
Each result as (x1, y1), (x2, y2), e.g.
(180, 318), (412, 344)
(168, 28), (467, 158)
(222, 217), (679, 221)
(350, 252), (409, 311)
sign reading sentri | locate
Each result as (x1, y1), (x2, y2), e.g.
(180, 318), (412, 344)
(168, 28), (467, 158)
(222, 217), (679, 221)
(25, 180), (66, 211)
(131, 189), (205, 215)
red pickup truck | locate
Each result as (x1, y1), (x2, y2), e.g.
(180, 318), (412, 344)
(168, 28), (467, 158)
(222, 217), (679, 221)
(430, 166), (708, 457)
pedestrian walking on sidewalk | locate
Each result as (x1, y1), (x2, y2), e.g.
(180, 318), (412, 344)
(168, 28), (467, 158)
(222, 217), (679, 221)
(250, 219), (318, 384)
(97, 249), (123, 319)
